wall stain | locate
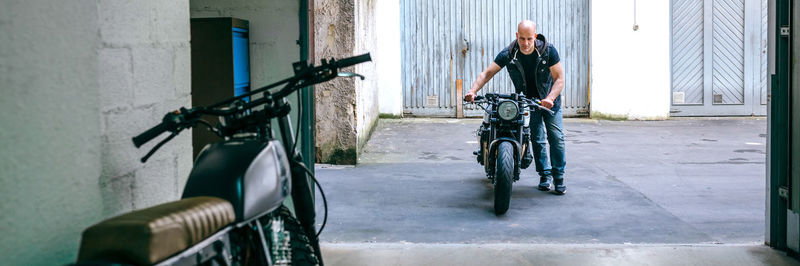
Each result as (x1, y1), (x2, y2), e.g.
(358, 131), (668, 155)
(734, 149), (766, 154)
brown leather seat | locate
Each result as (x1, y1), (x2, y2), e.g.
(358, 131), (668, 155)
(77, 197), (236, 265)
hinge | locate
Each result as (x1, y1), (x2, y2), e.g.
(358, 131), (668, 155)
(779, 186), (790, 200)
(780, 26), (790, 36)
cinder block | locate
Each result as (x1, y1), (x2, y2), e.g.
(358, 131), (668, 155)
(175, 133), (193, 195)
(132, 45), (175, 107)
(186, 10), (222, 18)
(190, 0), (258, 11)
(155, 0), (190, 43)
(173, 44), (191, 97)
(250, 43), (297, 86)
(101, 107), (156, 176)
(101, 136), (140, 180)
(98, 0), (154, 45)
(152, 97), (191, 118)
(99, 47), (133, 113)
(133, 156), (178, 209)
(103, 105), (155, 139)
(99, 173), (134, 217)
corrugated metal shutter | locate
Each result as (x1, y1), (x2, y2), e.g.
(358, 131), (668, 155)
(401, 0), (589, 117)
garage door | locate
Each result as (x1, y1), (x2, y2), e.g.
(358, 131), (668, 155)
(400, 0), (590, 117)
(670, 0), (768, 116)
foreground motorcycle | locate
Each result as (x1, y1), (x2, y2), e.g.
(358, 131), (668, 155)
(74, 54), (372, 266)
(468, 93), (553, 215)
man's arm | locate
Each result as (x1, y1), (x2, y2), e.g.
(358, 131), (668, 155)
(464, 62), (502, 102)
(541, 62), (564, 109)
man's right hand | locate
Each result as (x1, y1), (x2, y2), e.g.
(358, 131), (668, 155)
(464, 91), (476, 103)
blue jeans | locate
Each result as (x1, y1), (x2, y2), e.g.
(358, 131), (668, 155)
(530, 106), (566, 179)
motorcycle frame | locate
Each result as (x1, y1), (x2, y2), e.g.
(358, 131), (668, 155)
(129, 55), (371, 266)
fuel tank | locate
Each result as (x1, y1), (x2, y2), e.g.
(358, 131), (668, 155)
(182, 139), (291, 222)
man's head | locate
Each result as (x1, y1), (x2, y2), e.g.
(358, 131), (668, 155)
(516, 20), (537, 55)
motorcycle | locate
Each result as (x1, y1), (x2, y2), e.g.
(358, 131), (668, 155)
(468, 93), (553, 215)
(73, 53), (372, 266)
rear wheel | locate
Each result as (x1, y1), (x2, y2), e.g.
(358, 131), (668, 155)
(493, 142), (514, 215)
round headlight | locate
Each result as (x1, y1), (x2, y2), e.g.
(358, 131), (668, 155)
(497, 101), (519, 121)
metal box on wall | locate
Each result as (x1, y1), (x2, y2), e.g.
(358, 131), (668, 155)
(190, 17), (250, 158)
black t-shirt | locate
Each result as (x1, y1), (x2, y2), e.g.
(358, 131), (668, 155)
(517, 52), (539, 98)
(494, 44), (560, 99)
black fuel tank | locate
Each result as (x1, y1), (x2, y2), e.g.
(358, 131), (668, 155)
(182, 139), (291, 222)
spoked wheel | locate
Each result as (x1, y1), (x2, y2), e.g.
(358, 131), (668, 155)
(493, 142), (514, 215)
(261, 206), (320, 266)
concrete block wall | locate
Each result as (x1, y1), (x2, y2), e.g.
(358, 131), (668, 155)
(0, 1), (192, 265)
(98, 0), (193, 213)
(314, 0), (380, 164)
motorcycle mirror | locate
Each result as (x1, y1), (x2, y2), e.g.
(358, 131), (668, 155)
(337, 72), (365, 80)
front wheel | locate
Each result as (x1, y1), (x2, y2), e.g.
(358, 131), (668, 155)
(493, 142), (514, 215)
(262, 206), (320, 266)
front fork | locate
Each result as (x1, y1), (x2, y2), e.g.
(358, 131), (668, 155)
(478, 113), (531, 181)
(275, 98), (324, 265)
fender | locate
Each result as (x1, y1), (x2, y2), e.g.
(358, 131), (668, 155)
(486, 138), (522, 172)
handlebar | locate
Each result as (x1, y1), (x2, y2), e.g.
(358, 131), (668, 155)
(132, 110), (187, 148)
(527, 99), (556, 115)
(132, 123), (170, 148)
(464, 94), (555, 115)
(132, 53), (373, 159)
(335, 53), (372, 69)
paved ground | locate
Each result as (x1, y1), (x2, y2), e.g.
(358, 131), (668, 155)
(312, 117), (793, 265)
(315, 118), (767, 245)
(320, 243), (798, 266)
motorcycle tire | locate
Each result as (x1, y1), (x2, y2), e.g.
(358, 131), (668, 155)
(264, 206), (321, 266)
(493, 142), (514, 215)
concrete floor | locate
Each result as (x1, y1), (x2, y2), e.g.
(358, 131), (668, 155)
(314, 118), (797, 265)
(321, 243), (798, 266)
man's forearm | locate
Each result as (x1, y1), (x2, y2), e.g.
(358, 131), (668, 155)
(469, 72), (489, 94)
(546, 77), (564, 101)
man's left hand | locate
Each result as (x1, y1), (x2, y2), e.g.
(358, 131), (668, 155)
(541, 98), (554, 109)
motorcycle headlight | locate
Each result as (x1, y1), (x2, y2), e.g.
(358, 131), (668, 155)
(497, 101), (519, 121)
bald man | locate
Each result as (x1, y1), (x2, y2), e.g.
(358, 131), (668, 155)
(464, 20), (567, 195)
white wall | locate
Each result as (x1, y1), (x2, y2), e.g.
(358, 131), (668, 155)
(0, 1), (192, 265)
(375, 0), (403, 116)
(355, 0), (380, 153)
(590, 0), (671, 120)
